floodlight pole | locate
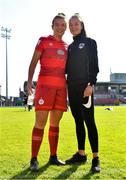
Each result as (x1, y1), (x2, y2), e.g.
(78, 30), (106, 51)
(1, 27), (11, 100)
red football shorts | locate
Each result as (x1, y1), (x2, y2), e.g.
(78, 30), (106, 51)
(34, 85), (67, 111)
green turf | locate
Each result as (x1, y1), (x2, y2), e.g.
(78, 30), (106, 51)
(0, 106), (126, 179)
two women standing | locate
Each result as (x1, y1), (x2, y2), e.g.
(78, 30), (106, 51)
(27, 13), (100, 173)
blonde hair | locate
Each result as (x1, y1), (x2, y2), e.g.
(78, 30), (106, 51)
(70, 13), (87, 37)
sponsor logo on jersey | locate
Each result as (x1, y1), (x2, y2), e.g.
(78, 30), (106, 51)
(57, 49), (65, 55)
(38, 98), (44, 105)
(79, 43), (85, 49)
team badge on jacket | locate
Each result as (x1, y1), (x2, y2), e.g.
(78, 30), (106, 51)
(79, 43), (85, 49)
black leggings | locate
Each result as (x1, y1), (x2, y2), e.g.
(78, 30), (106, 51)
(68, 83), (98, 153)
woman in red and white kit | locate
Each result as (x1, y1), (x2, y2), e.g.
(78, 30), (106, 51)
(27, 13), (67, 171)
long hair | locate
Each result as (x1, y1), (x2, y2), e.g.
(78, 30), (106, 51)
(70, 13), (87, 37)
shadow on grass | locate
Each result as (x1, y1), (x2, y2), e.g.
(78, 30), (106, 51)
(53, 164), (95, 179)
(82, 171), (100, 179)
(54, 164), (79, 179)
(10, 163), (97, 179)
(10, 162), (49, 179)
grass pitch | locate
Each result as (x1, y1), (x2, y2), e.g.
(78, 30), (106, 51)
(0, 106), (126, 179)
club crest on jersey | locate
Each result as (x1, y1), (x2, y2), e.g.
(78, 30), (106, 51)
(49, 42), (53, 46)
(38, 98), (44, 105)
(57, 49), (65, 55)
(79, 43), (85, 49)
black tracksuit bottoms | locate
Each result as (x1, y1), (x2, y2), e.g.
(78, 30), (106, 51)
(68, 83), (98, 153)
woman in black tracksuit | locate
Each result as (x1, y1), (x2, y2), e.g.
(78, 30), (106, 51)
(65, 13), (100, 173)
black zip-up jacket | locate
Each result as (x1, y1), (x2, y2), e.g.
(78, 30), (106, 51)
(66, 33), (99, 86)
